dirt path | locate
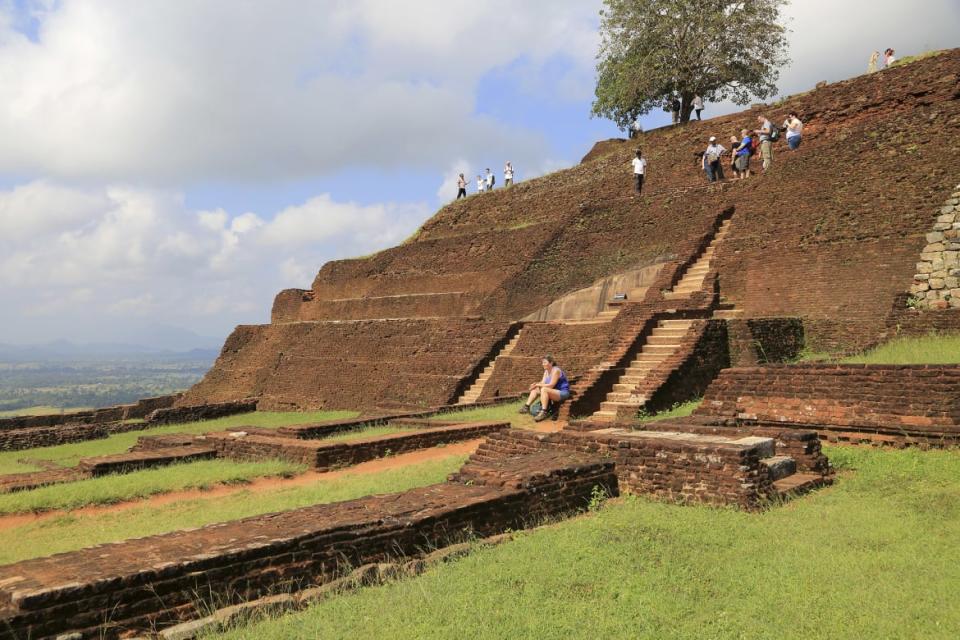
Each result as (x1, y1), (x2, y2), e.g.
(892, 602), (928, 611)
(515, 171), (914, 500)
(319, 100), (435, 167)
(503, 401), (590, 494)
(0, 439), (485, 532)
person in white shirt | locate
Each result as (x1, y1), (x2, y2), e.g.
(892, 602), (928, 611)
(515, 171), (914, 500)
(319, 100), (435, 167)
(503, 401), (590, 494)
(629, 119), (643, 139)
(476, 175), (486, 194)
(504, 162), (515, 187)
(883, 48), (896, 68)
(693, 95), (705, 120)
(456, 173), (467, 199)
(485, 168), (495, 191)
(631, 149), (647, 194)
(783, 112), (803, 150)
(702, 136), (726, 182)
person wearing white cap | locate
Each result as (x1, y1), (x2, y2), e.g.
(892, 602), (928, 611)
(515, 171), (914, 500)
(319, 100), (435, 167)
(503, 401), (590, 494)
(702, 136), (726, 183)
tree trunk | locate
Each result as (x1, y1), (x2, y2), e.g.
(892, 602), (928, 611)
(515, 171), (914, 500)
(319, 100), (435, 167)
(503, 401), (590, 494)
(679, 94), (695, 123)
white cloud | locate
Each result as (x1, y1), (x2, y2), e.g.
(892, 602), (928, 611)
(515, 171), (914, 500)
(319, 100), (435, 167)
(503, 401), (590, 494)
(0, 0), (600, 183)
(0, 180), (426, 342)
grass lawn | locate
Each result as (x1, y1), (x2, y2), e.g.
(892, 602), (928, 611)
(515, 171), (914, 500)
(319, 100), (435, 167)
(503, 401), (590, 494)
(840, 333), (960, 365)
(210, 445), (960, 640)
(0, 455), (466, 565)
(0, 406), (91, 418)
(428, 401), (538, 428)
(0, 410), (358, 475)
(637, 399), (701, 423)
(0, 459), (302, 515)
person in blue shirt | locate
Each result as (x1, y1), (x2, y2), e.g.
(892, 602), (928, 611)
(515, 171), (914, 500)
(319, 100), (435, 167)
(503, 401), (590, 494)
(518, 355), (571, 422)
(733, 128), (753, 179)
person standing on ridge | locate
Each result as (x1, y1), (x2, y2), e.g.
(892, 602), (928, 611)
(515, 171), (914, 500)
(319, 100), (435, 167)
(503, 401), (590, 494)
(504, 162), (514, 187)
(868, 51), (880, 73)
(883, 48), (896, 68)
(693, 95), (704, 121)
(456, 173), (467, 199)
(485, 168), (495, 191)
(631, 148), (647, 194)
(702, 136), (726, 183)
(629, 119), (643, 139)
(476, 174), (486, 194)
(734, 130), (752, 179)
(670, 96), (681, 124)
(783, 112), (803, 150)
(755, 115), (774, 172)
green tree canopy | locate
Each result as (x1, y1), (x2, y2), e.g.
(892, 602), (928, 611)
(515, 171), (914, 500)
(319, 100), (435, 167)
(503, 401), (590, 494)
(592, 0), (790, 127)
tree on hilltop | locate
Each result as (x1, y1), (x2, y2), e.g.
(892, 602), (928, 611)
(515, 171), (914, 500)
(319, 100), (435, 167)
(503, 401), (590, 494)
(591, 0), (790, 127)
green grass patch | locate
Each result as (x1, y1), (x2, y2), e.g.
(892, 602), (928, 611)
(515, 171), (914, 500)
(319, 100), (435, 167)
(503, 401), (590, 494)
(319, 424), (407, 443)
(0, 459), (302, 515)
(428, 401), (538, 429)
(0, 455), (465, 565)
(0, 406), (91, 418)
(0, 410), (358, 475)
(637, 399), (701, 423)
(210, 446), (960, 640)
(840, 333), (960, 365)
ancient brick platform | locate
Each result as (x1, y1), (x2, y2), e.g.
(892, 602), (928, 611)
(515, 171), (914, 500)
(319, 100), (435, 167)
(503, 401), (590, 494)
(0, 451), (614, 639)
(196, 421), (509, 470)
(462, 427), (831, 510)
(696, 364), (960, 447)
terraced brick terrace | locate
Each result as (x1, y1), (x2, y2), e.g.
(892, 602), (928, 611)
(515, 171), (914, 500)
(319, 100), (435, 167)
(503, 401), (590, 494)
(3, 52), (960, 639)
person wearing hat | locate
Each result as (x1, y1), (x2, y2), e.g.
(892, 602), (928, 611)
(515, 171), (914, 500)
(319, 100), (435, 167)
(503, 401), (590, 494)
(702, 136), (726, 183)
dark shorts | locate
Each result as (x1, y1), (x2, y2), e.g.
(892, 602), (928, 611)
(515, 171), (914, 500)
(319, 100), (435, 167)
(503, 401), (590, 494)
(735, 154), (751, 171)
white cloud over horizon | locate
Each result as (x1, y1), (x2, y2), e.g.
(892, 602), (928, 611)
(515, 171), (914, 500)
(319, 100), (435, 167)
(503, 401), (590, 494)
(0, 0), (957, 348)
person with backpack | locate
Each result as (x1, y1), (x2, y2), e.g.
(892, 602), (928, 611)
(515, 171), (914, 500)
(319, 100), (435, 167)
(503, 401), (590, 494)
(518, 354), (571, 423)
(631, 148), (647, 194)
(755, 115), (776, 172)
(702, 136), (726, 182)
(485, 168), (495, 191)
(734, 129), (752, 179)
(456, 173), (467, 199)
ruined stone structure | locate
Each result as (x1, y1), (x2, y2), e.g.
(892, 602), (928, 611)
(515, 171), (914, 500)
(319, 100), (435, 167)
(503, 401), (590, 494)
(911, 187), (960, 307)
(180, 50), (960, 416)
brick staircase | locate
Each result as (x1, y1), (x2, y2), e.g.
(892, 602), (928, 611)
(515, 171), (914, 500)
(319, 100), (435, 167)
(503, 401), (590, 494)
(590, 319), (696, 421)
(663, 217), (732, 300)
(456, 329), (524, 404)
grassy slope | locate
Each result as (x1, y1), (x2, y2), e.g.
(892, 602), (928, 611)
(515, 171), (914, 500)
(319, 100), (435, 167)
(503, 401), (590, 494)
(428, 402), (539, 428)
(0, 455), (465, 565)
(0, 459), (302, 515)
(212, 446), (960, 640)
(840, 333), (960, 365)
(0, 410), (357, 475)
(638, 399), (701, 423)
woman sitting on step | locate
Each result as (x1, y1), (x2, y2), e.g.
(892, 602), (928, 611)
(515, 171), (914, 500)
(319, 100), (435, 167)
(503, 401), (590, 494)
(519, 355), (571, 422)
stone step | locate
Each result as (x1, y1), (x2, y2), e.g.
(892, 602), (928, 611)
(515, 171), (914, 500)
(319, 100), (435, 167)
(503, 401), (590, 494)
(634, 352), (669, 362)
(612, 382), (639, 392)
(646, 336), (683, 346)
(659, 320), (695, 328)
(606, 392), (642, 402)
(712, 309), (743, 319)
(600, 399), (646, 412)
(663, 291), (693, 300)
(773, 473), (828, 497)
(590, 411), (618, 421)
(760, 456), (797, 481)
(651, 327), (687, 337)
(641, 344), (680, 355)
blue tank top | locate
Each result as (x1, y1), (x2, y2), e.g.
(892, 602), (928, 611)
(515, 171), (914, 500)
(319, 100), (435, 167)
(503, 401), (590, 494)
(543, 367), (570, 392)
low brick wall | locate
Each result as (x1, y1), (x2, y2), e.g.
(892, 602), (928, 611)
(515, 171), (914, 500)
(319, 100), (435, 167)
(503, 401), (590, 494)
(77, 446), (218, 476)
(0, 423), (108, 452)
(0, 395), (180, 432)
(146, 399), (258, 425)
(696, 364), (960, 447)
(0, 451), (615, 639)
(201, 421), (509, 470)
(726, 318), (805, 366)
(462, 428), (782, 510)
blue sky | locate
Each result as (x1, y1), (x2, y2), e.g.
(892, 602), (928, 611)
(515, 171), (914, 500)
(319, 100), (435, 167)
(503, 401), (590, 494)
(0, 0), (957, 349)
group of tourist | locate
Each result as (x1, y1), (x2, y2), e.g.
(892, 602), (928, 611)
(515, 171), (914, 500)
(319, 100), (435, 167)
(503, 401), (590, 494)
(699, 112), (803, 182)
(456, 162), (516, 199)
(867, 48), (897, 73)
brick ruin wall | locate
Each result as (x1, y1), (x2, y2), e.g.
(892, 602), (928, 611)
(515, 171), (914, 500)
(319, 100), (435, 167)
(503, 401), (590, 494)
(726, 318), (805, 366)
(0, 394), (179, 432)
(0, 452), (616, 640)
(185, 51), (960, 410)
(695, 364), (960, 446)
(462, 428), (792, 510)
(180, 318), (512, 411)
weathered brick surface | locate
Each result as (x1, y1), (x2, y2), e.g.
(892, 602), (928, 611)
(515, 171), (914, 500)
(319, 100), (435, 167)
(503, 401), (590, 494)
(462, 428), (784, 510)
(193, 422), (510, 470)
(0, 423), (108, 452)
(726, 318), (805, 366)
(0, 452), (614, 639)
(0, 394), (179, 432)
(147, 399), (258, 425)
(696, 365), (960, 446)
